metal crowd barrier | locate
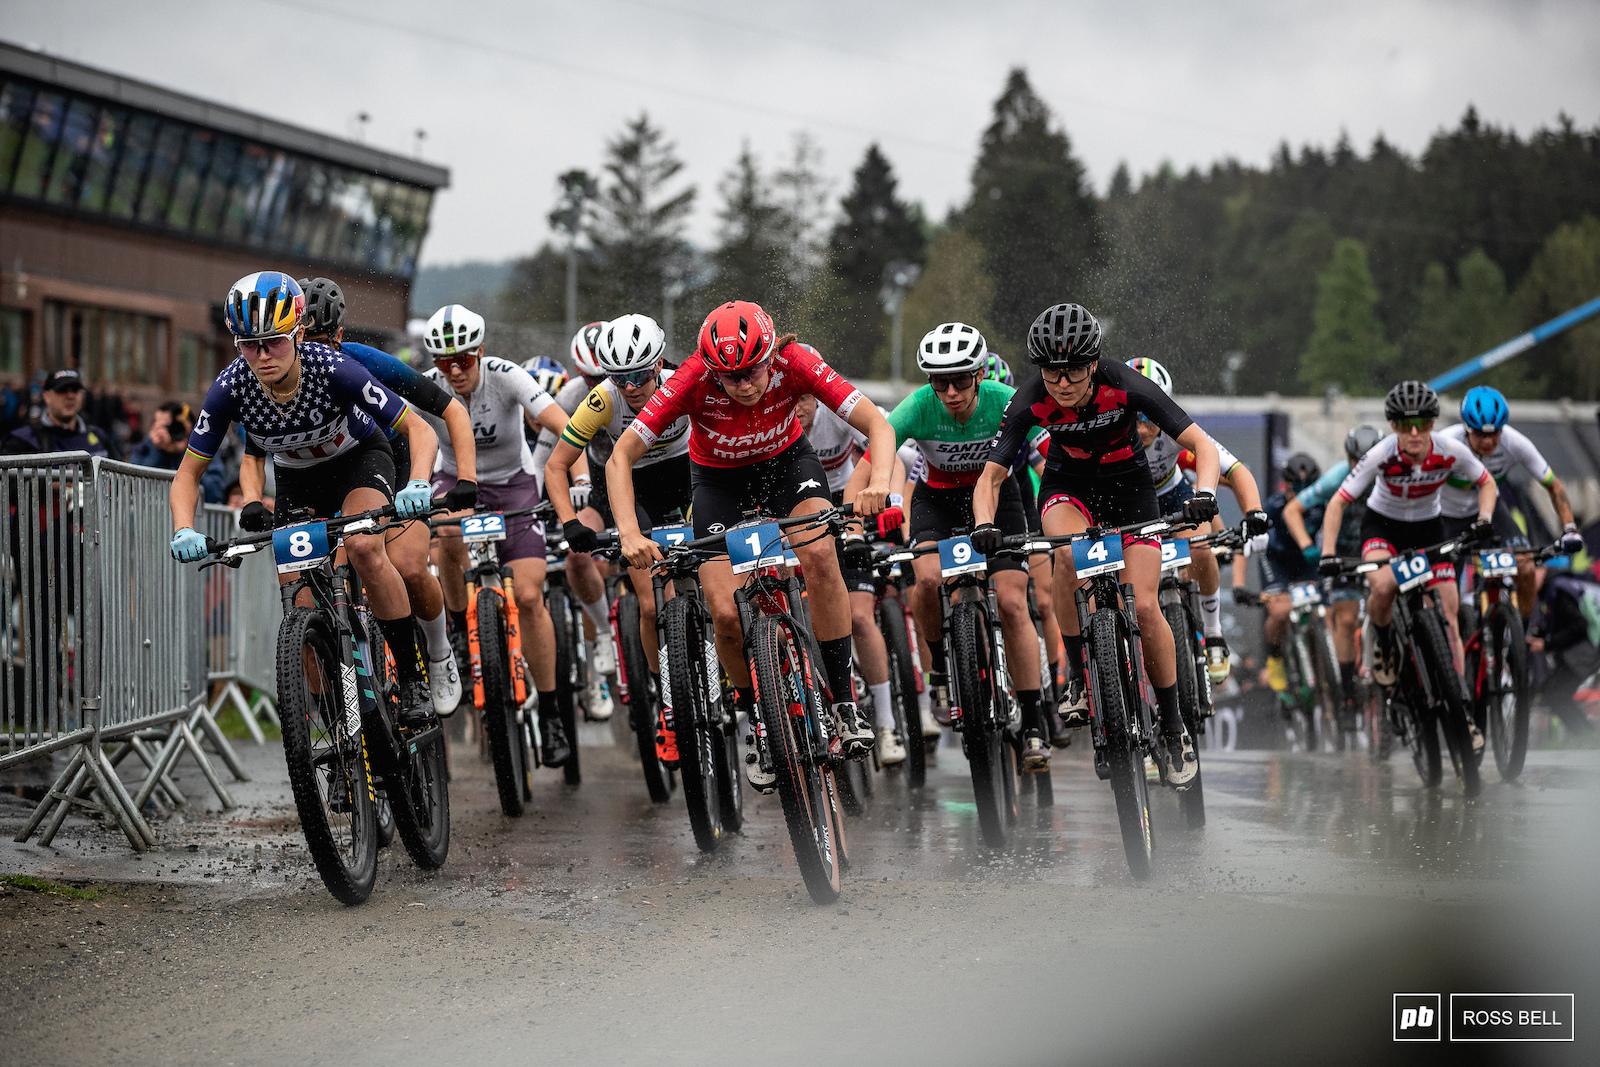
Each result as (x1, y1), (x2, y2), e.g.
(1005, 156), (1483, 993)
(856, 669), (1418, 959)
(201, 503), (281, 743)
(2, 455), (248, 850)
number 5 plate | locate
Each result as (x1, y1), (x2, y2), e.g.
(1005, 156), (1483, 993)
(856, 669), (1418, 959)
(1479, 549), (1517, 578)
(938, 536), (986, 577)
(461, 512), (506, 544)
(1072, 533), (1124, 578)
(273, 521), (331, 574)
(1390, 552), (1431, 592)
(727, 521), (785, 574)
(1159, 538), (1191, 572)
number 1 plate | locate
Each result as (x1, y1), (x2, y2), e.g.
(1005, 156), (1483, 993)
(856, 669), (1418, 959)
(1479, 549), (1517, 578)
(727, 521), (785, 574)
(461, 512), (506, 544)
(273, 521), (330, 574)
(1072, 533), (1124, 578)
(1390, 552), (1431, 592)
(938, 535), (986, 577)
(1159, 538), (1191, 572)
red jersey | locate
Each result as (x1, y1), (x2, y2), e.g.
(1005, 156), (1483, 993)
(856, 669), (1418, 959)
(631, 342), (864, 467)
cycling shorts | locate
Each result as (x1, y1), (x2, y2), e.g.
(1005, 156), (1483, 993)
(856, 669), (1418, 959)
(1038, 467), (1161, 548)
(1156, 478), (1194, 520)
(272, 437), (395, 526)
(908, 477), (1028, 575)
(689, 436), (831, 538)
(432, 470), (546, 563)
(1440, 498), (1529, 551)
(592, 452), (692, 534)
(1359, 509), (1455, 585)
(1258, 549), (1318, 595)
(831, 489), (877, 593)
(1016, 469), (1042, 534)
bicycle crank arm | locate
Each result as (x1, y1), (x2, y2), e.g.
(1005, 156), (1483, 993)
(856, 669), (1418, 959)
(403, 724), (443, 754)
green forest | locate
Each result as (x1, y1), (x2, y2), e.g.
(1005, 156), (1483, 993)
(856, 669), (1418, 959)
(496, 69), (1600, 399)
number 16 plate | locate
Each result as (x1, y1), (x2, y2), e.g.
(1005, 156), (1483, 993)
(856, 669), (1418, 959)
(1072, 533), (1125, 578)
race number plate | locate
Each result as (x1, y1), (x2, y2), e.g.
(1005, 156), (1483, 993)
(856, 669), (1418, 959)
(938, 536), (987, 578)
(1289, 581), (1321, 608)
(1390, 552), (1432, 592)
(1159, 538), (1192, 573)
(1072, 533), (1125, 578)
(1479, 549), (1517, 578)
(650, 523), (692, 550)
(461, 512), (507, 544)
(727, 521), (786, 575)
(273, 521), (331, 574)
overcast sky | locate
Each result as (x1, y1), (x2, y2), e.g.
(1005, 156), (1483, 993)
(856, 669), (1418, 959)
(6, 0), (1598, 267)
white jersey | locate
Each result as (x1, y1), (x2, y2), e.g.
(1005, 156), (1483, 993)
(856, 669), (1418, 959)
(805, 403), (868, 494)
(1436, 422), (1554, 519)
(1144, 431), (1241, 494)
(422, 357), (557, 484)
(1336, 431), (1489, 523)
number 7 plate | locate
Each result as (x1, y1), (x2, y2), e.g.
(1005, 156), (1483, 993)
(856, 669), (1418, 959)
(650, 523), (692, 549)
(461, 512), (506, 544)
(273, 521), (331, 574)
(938, 535), (986, 577)
(1072, 533), (1125, 578)
(1390, 552), (1431, 592)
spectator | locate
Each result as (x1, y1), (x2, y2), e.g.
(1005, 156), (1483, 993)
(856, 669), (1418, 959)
(1528, 557), (1600, 738)
(0, 369), (122, 459)
(128, 401), (193, 471)
(199, 423), (246, 505)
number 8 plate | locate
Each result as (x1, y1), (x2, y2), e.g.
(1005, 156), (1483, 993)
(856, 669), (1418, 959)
(273, 521), (331, 574)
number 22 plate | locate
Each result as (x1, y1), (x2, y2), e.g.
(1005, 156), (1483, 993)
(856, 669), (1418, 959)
(461, 512), (506, 544)
(273, 521), (330, 574)
(938, 536), (986, 577)
(1072, 533), (1124, 578)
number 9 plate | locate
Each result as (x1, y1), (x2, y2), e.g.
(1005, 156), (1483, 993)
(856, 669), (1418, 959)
(938, 535), (987, 577)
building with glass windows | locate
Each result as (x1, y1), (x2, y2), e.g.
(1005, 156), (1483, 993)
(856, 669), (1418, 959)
(0, 41), (448, 416)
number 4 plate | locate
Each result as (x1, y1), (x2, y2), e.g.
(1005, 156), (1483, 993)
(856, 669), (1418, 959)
(1072, 533), (1124, 578)
(1390, 552), (1431, 592)
(273, 521), (331, 574)
(727, 521), (786, 575)
(939, 535), (986, 577)
(1159, 538), (1191, 572)
(461, 512), (506, 544)
(1479, 549), (1517, 578)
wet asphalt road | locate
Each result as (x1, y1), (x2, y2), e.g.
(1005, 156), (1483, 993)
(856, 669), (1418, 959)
(2, 725), (1598, 1066)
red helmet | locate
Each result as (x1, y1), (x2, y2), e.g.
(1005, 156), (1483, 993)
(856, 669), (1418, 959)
(697, 301), (776, 372)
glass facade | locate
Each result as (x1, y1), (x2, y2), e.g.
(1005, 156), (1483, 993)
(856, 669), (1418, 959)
(0, 76), (433, 278)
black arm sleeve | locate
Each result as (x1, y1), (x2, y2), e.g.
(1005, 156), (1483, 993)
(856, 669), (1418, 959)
(985, 377), (1045, 470)
(388, 366), (454, 419)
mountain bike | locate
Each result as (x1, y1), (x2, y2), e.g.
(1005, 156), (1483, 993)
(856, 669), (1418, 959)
(537, 501), (588, 787)
(881, 533), (1023, 848)
(195, 503), (450, 904)
(1022, 515), (1200, 879)
(1331, 537), (1482, 798)
(1011, 573), (1056, 809)
(1275, 577), (1343, 752)
(1460, 543), (1553, 781)
(612, 577), (675, 803)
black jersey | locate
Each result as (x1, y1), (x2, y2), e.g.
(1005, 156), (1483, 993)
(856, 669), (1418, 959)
(986, 359), (1193, 480)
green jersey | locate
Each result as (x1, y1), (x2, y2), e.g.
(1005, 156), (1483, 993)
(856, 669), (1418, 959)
(888, 379), (1039, 490)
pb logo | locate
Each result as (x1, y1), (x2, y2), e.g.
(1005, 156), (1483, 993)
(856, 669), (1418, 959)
(1394, 993), (1442, 1041)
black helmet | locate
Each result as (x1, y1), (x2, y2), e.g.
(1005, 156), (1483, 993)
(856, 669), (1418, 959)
(1344, 424), (1382, 466)
(1026, 303), (1102, 367)
(1283, 453), (1321, 491)
(298, 277), (346, 336)
(1384, 380), (1439, 422)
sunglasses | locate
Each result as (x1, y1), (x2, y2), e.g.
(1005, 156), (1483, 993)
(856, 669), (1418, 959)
(235, 334), (295, 357)
(433, 353), (479, 374)
(929, 372), (978, 393)
(609, 368), (657, 389)
(714, 359), (770, 387)
(1040, 364), (1092, 384)
(1395, 418), (1434, 434)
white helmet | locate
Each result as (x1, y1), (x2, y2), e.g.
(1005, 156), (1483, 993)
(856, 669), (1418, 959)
(570, 321), (606, 377)
(598, 314), (667, 374)
(916, 322), (988, 375)
(1125, 357), (1172, 397)
(423, 304), (485, 357)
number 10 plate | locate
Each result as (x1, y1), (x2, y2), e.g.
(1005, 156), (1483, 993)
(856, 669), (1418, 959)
(1072, 533), (1125, 578)
(1390, 552), (1431, 592)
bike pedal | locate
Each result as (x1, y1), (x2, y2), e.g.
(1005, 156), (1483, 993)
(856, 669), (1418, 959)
(404, 725), (443, 753)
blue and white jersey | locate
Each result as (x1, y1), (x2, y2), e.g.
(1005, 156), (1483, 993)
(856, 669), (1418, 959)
(187, 341), (410, 470)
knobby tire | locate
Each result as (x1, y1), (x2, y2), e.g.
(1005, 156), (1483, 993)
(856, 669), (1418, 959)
(1162, 599), (1206, 830)
(1090, 609), (1153, 879)
(478, 588), (526, 818)
(663, 596), (724, 852)
(878, 597), (925, 788)
(1414, 607), (1480, 798)
(951, 600), (1009, 848)
(1485, 601), (1530, 781)
(548, 583), (582, 786)
(618, 591), (672, 802)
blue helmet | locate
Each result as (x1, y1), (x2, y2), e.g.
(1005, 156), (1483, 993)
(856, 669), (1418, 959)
(521, 354), (568, 397)
(1460, 386), (1510, 433)
(224, 271), (305, 339)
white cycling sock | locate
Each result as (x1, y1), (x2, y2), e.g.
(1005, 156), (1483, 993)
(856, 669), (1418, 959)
(869, 681), (894, 728)
(1199, 593), (1222, 638)
(580, 595), (609, 632)
(418, 608), (451, 662)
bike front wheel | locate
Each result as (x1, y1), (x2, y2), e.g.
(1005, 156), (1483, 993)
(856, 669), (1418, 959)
(749, 614), (844, 904)
(662, 596), (725, 852)
(1415, 607), (1480, 798)
(951, 600), (1010, 847)
(276, 608), (378, 905)
(1090, 608), (1153, 879)
(1162, 599), (1206, 830)
(547, 582), (583, 786)
(878, 596), (925, 788)
(478, 588), (527, 818)
(367, 620), (451, 869)
(1484, 601), (1530, 781)
(617, 590), (673, 802)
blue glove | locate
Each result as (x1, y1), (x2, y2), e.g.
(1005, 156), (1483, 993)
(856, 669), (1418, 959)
(395, 479), (434, 520)
(1561, 525), (1585, 555)
(1301, 543), (1321, 564)
(170, 527), (208, 563)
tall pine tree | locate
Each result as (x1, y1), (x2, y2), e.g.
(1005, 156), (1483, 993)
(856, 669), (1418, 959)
(705, 143), (793, 317)
(964, 68), (1104, 348)
(1299, 238), (1396, 395)
(585, 113), (696, 321)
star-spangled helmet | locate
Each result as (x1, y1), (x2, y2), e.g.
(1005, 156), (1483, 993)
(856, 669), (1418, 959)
(697, 300), (776, 372)
(224, 272), (304, 339)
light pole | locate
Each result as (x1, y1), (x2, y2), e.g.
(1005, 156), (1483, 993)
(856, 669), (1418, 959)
(548, 170), (594, 340)
(879, 260), (921, 385)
